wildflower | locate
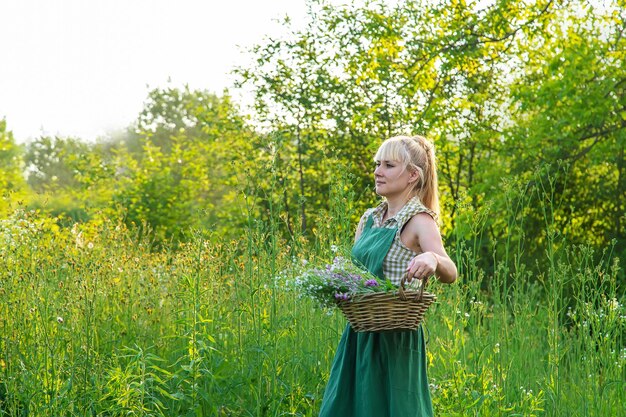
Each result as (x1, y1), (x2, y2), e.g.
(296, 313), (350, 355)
(288, 256), (383, 309)
(330, 244), (338, 253)
(609, 298), (620, 311)
(75, 232), (84, 248)
(334, 293), (350, 301)
(57, 316), (64, 324)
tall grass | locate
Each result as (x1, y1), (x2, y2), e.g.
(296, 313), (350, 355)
(0, 170), (624, 416)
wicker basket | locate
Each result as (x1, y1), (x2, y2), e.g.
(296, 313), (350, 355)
(337, 275), (436, 332)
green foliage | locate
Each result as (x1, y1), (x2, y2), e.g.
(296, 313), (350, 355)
(503, 1), (626, 254)
(23, 135), (116, 223)
(110, 86), (260, 245)
(237, 0), (563, 234)
(14, 87), (262, 246)
(24, 136), (91, 192)
(0, 120), (26, 214)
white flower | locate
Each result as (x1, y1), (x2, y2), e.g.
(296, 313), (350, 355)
(609, 298), (620, 311)
(75, 231), (84, 248)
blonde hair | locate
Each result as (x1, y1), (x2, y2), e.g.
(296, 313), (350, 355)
(374, 135), (440, 219)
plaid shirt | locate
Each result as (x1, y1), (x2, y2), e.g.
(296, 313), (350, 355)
(356, 197), (436, 285)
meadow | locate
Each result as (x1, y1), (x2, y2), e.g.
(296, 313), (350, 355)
(1, 1), (625, 415)
(1, 181), (624, 417)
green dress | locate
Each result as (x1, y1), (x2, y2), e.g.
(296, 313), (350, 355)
(318, 215), (434, 417)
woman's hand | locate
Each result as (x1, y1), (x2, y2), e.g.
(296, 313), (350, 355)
(406, 252), (439, 283)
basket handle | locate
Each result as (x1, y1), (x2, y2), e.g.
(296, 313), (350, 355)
(399, 272), (429, 302)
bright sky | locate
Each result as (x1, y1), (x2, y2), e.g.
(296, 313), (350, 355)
(0, 0), (309, 142)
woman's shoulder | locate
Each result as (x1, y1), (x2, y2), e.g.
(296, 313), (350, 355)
(400, 198), (438, 223)
(403, 211), (440, 237)
(407, 211), (437, 225)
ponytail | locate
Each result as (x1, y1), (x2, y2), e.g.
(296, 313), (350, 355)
(411, 136), (439, 220)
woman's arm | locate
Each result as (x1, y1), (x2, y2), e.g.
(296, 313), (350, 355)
(403, 213), (457, 284)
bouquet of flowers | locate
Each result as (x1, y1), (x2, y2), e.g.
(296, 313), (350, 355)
(291, 256), (395, 309)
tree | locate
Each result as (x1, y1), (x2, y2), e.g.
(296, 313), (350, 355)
(112, 86), (261, 244)
(23, 135), (116, 222)
(0, 119), (26, 214)
(503, 0), (626, 260)
(238, 0), (561, 234)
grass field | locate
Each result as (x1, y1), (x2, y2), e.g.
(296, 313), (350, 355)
(0, 194), (624, 416)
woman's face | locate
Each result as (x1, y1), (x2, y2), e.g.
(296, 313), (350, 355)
(374, 160), (416, 197)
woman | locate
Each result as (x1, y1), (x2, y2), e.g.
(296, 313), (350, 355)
(318, 135), (457, 417)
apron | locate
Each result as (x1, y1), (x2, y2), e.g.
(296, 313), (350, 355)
(318, 215), (433, 417)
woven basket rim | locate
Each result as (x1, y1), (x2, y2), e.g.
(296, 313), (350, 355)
(335, 276), (437, 332)
(338, 289), (436, 303)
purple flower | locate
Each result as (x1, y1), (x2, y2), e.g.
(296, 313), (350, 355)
(364, 279), (379, 287)
(334, 292), (350, 301)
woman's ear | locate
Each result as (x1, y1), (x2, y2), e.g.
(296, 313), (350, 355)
(408, 169), (420, 184)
